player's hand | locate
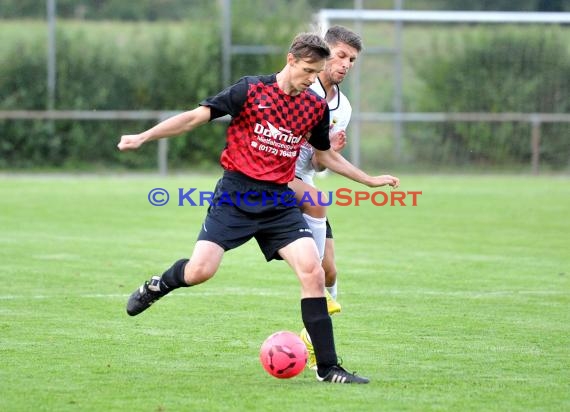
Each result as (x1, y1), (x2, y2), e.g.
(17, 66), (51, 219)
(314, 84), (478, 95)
(329, 129), (347, 152)
(117, 134), (144, 151)
(368, 175), (400, 188)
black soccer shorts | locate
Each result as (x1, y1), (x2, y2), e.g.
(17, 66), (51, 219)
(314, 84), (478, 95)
(325, 218), (334, 239)
(197, 171), (314, 261)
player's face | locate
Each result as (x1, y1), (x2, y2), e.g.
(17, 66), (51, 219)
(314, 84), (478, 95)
(323, 42), (359, 85)
(289, 56), (325, 93)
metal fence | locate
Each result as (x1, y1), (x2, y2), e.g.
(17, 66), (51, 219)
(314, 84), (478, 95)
(2, 110), (568, 175)
(316, 8), (570, 170)
(4, 5), (569, 175)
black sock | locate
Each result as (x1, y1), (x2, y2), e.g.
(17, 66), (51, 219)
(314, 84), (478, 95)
(159, 258), (190, 291)
(301, 297), (338, 376)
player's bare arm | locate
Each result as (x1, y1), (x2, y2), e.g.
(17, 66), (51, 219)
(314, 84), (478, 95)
(313, 148), (400, 188)
(117, 105), (212, 151)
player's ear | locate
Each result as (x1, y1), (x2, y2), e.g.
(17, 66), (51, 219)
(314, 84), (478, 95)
(286, 53), (296, 66)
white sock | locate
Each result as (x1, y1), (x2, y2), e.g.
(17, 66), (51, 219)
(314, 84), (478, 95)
(326, 281), (338, 300)
(302, 214), (327, 261)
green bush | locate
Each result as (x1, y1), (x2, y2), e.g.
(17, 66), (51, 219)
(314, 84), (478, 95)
(0, 0), (217, 20)
(410, 27), (570, 169)
(0, 0), (318, 170)
(0, 21), (222, 169)
(2, 0), (567, 19)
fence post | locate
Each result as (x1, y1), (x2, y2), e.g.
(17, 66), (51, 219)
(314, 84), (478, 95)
(157, 113), (170, 176)
(158, 139), (168, 176)
(530, 117), (541, 175)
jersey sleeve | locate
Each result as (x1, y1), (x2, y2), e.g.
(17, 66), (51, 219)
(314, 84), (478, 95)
(200, 77), (249, 120)
(307, 106), (331, 151)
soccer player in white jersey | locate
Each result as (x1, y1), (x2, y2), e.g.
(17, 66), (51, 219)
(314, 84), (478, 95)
(289, 26), (363, 370)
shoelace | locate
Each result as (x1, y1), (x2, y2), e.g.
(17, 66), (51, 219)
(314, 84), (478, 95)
(139, 282), (163, 304)
(334, 365), (363, 379)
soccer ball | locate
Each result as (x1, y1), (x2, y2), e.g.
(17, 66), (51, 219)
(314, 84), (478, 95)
(259, 331), (308, 379)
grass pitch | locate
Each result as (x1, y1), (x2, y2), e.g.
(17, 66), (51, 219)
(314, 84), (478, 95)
(0, 173), (568, 411)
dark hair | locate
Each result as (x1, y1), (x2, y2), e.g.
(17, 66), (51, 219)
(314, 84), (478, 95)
(325, 25), (363, 52)
(288, 33), (330, 63)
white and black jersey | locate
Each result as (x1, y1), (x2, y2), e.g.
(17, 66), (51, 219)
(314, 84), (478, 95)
(294, 78), (352, 186)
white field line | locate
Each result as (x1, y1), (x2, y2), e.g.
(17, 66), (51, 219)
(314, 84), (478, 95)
(0, 289), (566, 300)
(0, 287), (288, 300)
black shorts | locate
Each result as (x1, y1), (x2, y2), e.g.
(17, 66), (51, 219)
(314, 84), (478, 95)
(326, 218), (333, 239)
(197, 171), (314, 261)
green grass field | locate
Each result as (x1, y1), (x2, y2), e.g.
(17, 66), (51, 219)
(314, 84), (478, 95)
(1, 173), (568, 411)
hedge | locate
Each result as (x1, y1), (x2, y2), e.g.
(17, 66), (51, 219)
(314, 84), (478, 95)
(409, 27), (570, 170)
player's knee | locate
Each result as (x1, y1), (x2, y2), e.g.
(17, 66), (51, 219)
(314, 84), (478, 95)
(303, 202), (327, 219)
(299, 264), (325, 294)
(184, 261), (216, 285)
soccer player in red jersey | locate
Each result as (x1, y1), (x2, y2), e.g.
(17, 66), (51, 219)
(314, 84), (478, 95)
(117, 32), (399, 384)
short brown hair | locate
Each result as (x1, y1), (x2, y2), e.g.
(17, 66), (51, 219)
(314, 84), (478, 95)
(325, 25), (363, 52)
(288, 33), (330, 63)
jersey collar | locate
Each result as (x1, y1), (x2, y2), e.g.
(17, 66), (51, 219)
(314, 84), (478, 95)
(315, 77), (341, 112)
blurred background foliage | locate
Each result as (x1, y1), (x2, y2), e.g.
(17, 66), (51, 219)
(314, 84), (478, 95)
(0, 0), (569, 172)
(1, 0), (567, 19)
(408, 27), (570, 169)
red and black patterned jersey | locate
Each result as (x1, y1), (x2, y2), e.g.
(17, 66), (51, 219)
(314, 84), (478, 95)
(200, 74), (330, 184)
